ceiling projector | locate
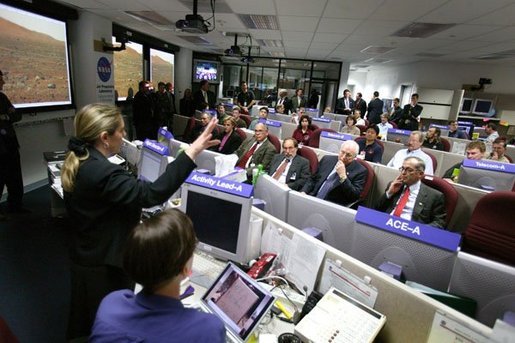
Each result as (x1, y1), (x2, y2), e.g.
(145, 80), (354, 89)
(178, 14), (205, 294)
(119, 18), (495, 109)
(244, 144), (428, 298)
(225, 45), (242, 56)
(176, 14), (208, 34)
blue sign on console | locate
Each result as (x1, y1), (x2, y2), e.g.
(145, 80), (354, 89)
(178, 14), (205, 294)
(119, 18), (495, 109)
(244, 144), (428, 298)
(143, 139), (169, 156)
(355, 206), (461, 252)
(429, 124), (449, 130)
(462, 158), (515, 174)
(312, 117), (331, 123)
(158, 127), (174, 140)
(186, 172), (254, 198)
(387, 128), (412, 136)
(320, 131), (352, 141)
(261, 119), (282, 127)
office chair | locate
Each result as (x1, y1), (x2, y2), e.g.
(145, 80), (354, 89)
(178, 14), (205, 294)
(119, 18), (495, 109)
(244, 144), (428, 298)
(440, 137), (451, 152)
(421, 175), (458, 227)
(308, 128), (337, 148)
(267, 133), (282, 153)
(423, 149), (438, 173)
(240, 114), (252, 128)
(348, 159), (375, 210)
(297, 146), (319, 174)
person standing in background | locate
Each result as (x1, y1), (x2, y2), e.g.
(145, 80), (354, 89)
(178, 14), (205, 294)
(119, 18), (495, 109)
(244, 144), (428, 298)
(193, 80), (216, 111)
(366, 91), (384, 125)
(0, 69), (27, 219)
(133, 80), (157, 140)
(389, 98), (403, 125)
(354, 92), (367, 117)
(399, 93), (423, 131)
(179, 88), (195, 117)
(236, 81), (256, 115)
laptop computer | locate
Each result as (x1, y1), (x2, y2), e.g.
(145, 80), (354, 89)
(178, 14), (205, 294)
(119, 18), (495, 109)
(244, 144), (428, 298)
(197, 262), (276, 343)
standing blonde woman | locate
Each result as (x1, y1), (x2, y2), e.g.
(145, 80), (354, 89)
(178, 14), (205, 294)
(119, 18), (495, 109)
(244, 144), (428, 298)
(61, 103), (218, 340)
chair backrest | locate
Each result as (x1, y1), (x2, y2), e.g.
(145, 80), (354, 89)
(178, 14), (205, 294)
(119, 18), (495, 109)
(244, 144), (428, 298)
(308, 128), (337, 148)
(235, 128), (247, 142)
(421, 176), (458, 226)
(462, 191), (515, 266)
(354, 159), (375, 208)
(240, 114), (252, 128)
(267, 133), (281, 153)
(356, 124), (367, 135)
(297, 146), (319, 174)
(183, 117), (199, 143)
(424, 150), (438, 172)
(389, 121), (398, 128)
(440, 137), (451, 152)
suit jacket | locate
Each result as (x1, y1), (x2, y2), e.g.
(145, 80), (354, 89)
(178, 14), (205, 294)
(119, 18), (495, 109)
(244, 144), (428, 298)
(366, 98), (384, 125)
(301, 156), (367, 207)
(64, 148), (196, 267)
(235, 137), (277, 174)
(335, 97), (355, 114)
(354, 98), (367, 116)
(291, 96), (306, 111)
(277, 97), (292, 113)
(399, 104), (423, 131)
(268, 154), (310, 191)
(215, 130), (243, 155)
(193, 89), (216, 111)
(375, 182), (446, 228)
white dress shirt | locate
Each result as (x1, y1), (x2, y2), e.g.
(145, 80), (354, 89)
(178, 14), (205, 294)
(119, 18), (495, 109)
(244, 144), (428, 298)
(387, 148), (434, 176)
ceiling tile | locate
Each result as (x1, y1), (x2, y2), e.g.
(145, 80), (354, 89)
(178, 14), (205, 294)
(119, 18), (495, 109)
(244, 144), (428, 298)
(468, 3), (515, 25)
(323, 0), (383, 19)
(278, 16), (319, 32)
(282, 31), (314, 42)
(471, 27), (515, 43)
(430, 24), (503, 40)
(418, 0), (514, 24)
(368, 0), (448, 21)
(275, 0), (326, 17)
(317, 18), (361, 34)
(248, 29), (282, 40)
(224, 0), (276, 15)
(312, 32), (347, 43)
(354, 20), (410, 36)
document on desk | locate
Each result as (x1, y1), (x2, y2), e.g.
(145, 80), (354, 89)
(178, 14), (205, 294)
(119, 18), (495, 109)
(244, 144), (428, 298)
(260, 222), (325, 294)
(427, 310), (491, 343)
(319, 258), (378, 308)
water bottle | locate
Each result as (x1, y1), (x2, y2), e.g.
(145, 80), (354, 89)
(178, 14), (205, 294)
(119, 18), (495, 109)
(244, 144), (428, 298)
(252, 164), (264, 185)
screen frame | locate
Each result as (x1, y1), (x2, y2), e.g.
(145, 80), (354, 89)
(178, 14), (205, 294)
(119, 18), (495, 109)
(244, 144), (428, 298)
(472, 98), (493, 116)
(137, 146), (168, 182)
(192, 59), (221, 84)
(179, 182), (253, 264)
(0, 2), (75, 113)
(459, 97), (474, 114)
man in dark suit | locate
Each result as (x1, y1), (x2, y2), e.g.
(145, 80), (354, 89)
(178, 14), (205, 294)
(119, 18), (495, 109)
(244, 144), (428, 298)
(193, 79), (216, 111)
(268, 138), (310, 191)
(235, 122), (277, 176)
(399, 93), (423, 131)
(276, 89), (291, 114)
(335, 89), (354, 115)
(133, 80), (157, 140)
(354, 92), (367, 116)
(376, 156), (446, 228)
(301, 140), (368, 207)
(366, 91), (384, 125)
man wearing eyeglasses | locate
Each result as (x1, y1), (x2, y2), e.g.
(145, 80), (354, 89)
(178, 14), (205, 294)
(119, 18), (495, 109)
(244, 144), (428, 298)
(235, 123), (276, 176)
(301, 140), (368, 207)
(376, 156), (446, 228)
(268, 138), (310, 191)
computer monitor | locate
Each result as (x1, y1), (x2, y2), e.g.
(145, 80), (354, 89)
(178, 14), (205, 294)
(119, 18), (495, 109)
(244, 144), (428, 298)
(253, 174), (290, 222)
(179, 175), (256, 264)
(448, 252), (515, 328)
(472, 99), (494, 116)
(460, 97), (473, 114)
(195, 149), (224, 175)
(137, 144), (169, 182)
(349, 221), (458, 291)
(120, 138), (140, 167)
(458, 159), (515, 192)
(319, 131), (351, 154)
(286, 191), (357, 254)
(457, 121), (474, 139)
(387, 128), (411, 145)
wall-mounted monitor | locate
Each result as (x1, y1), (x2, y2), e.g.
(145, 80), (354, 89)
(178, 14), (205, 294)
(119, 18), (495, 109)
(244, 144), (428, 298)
(193, 59), (220, 83)
(459, 98), (473, 114)
(472, 99), (493, 116)
(0, 3), (73, 111)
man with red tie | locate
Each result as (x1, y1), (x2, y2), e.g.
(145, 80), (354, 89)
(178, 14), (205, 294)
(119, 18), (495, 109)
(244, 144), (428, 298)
(235, 123), (276, 178)
(268, 138), (310, 191)
(375, 156), (446, 228)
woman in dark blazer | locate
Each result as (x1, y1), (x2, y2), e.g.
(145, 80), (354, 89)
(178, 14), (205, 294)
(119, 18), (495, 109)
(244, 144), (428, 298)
(215, 116), (243, 154)
(61, 103), (218, 340)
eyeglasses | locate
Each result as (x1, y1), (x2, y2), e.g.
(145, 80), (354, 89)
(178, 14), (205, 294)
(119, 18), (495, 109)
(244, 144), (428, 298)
(340, 152), (355, 158)
(254, 129), (266, 133)
(399, 166), (419, 174)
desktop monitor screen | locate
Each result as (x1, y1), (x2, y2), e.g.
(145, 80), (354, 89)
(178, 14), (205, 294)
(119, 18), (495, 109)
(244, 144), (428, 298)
(137, 146), (168, 182)
(457, 121), (474, 139)
(193, 59), (220, 83)
(254, 174), (290, 222)
(120, 138), (140, 167)
(448, 252), (515, 328)
(349, 221), (458, 291)
(472, 99), (493, 116)
(179, 181), (254, 264)
(460, 98), (473, 114)
(458, 162), (515, 192)
(286, 191), (357, 254)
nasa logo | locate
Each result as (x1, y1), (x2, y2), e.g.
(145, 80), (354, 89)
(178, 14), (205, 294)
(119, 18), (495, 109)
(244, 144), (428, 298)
(97, 57), (112, 82)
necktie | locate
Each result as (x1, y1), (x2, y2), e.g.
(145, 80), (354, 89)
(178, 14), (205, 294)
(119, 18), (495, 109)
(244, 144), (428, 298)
(236, 143), (258, 169)
(393, 187), (410, 217)
(345, 98), (349, 109)
(273, 159), (290, 180)
(316, 171), (340, 199)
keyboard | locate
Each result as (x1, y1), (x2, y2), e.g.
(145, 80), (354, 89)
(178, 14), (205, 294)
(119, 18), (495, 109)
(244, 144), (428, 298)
(191, 251), (226, 289)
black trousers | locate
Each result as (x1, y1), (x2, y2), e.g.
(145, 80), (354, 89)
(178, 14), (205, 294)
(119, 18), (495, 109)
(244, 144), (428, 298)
(66, 263), (134, 341)
(0, 149), (23, 210)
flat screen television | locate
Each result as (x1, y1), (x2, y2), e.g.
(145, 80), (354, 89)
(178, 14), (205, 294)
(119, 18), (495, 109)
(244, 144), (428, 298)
(472, 99), (494, 116)
(193, 59), (220, 83)
(460, 98), (473, 114)
(0, 3), (73, 112)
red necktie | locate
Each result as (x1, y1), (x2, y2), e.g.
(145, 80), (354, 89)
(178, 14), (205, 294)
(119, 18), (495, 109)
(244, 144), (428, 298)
(393, 187), (410, 217)
(236, 143), (258, 169)
(272, 159), (290, 180)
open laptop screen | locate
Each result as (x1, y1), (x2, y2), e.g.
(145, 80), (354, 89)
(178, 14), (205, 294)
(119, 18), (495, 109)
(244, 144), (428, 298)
(202, 263), (275, 342)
